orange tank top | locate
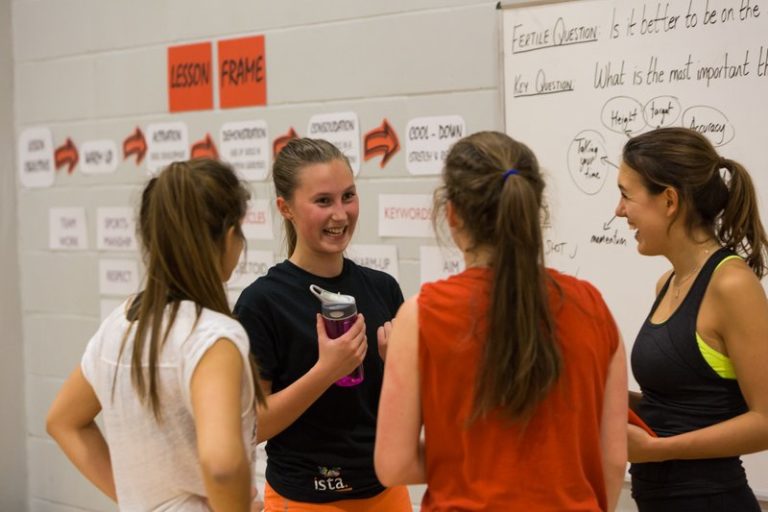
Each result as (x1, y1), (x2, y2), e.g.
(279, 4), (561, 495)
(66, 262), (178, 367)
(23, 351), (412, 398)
(418, 267), (618, 511)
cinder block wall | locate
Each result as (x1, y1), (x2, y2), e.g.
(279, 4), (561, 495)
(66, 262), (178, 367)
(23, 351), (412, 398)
(1, 0), (27, 509)
(11, 2), (498, 510)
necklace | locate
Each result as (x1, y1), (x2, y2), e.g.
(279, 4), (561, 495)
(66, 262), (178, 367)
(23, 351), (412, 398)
(671, 264), (701, 299)
(671, 245), (718, 300)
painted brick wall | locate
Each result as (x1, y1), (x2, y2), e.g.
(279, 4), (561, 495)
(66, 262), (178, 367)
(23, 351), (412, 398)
(11, 2), (497, 510)
(1, 0), (27, 509)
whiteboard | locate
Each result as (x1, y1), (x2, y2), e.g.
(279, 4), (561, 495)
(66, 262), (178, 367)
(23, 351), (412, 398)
(501, 0), (768, 499)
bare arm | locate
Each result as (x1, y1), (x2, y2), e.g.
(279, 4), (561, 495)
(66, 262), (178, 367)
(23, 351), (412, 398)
(374, 296), (426, 486)
(192, 338), (251, 512)
(46, 368), (116, 501)
(601, 338), (628, 512)
(255, 314), (368, 442)
(630, 262), (768, 462)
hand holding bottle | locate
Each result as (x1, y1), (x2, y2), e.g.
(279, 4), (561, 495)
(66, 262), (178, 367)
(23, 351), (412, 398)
(310, 285), (366, 386)
(315, 313), (367, 385)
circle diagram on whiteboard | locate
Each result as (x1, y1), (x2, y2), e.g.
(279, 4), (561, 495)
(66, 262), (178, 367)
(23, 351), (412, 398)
(567, 130), (609, 196)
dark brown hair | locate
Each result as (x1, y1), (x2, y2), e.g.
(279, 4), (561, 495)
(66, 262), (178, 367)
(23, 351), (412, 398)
(119, 159), (266, 420)
(623, 127), (767, 277)
(436, 131), (561, 420)
(272, 138), (351, 256)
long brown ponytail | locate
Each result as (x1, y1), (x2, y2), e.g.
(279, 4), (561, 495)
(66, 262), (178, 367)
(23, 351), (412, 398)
(437, 131), (561, 420)
(718, 158), (767, 275)
(119, 159), (265, 420)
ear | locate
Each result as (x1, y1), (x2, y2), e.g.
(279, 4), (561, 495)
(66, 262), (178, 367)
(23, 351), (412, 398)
(276, 196), (293, 221)
(446, 201), (462, 230)
(662, 187), (679, 216)
(219, 225), (242, 281)
(224, 225), (237, 250)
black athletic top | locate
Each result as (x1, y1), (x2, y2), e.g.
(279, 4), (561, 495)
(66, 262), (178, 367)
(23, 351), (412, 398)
(630, 248), (750, 500)
(234, 258), (403, 503)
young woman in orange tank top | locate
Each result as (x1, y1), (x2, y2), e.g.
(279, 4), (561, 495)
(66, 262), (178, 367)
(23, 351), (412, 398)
(375, 131), (628, 511)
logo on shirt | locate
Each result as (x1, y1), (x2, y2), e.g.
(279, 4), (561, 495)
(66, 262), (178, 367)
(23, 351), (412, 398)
(314, 466), (352, 492)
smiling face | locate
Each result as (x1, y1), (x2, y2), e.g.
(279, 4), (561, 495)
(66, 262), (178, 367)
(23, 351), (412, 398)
(278, 159), (358, 262)
(615, 162), (674, 256)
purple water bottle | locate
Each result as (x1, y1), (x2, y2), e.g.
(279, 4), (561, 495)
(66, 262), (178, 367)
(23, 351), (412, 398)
(309, 284), (364, 387)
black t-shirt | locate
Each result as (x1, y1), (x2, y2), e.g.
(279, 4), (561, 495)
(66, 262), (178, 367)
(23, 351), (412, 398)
(234, 258), (404, 503)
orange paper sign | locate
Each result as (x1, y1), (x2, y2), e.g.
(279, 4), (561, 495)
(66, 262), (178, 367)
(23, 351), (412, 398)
(218, 35), (267, 109)
(168, 42), (213, 112)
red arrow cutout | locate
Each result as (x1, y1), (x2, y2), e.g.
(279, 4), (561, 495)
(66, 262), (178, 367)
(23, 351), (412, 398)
(364, 119), (399, 168)
(54, 138), (79, 174)
(123, 127), (147, 165)
(191, 134), (219, 160)
(273, 127), (298, 158)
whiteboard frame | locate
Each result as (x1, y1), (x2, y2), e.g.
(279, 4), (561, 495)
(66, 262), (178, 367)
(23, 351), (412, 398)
(498, 0), (768, 503)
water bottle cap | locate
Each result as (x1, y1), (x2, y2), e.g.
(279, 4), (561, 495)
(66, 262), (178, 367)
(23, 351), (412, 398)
(309, 284), (356, 306)
(309, 284), (357, 320)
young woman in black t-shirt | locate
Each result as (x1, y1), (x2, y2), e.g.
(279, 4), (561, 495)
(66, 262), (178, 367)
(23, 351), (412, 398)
(234, 138), (411, 511)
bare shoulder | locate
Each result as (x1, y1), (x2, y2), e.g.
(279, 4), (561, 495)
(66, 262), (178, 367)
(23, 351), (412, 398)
(387, 295), (420, 364)
(708, 258), (767, 324)
(395, 294), (419, 323)
(710, 258), (764, 300)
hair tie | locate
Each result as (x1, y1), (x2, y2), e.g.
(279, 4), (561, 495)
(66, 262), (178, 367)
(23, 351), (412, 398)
(718, 156), (728, 168)
(502, 169), (519, 182)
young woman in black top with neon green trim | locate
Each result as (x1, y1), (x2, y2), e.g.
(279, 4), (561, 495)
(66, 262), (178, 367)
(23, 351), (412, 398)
(616, 127), (768, 511)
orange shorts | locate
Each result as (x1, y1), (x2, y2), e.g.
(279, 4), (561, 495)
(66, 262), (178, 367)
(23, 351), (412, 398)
(263, 482), (412, 512)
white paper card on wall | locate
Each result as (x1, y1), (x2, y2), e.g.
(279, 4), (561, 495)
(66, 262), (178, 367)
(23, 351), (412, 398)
(18, 127), (55, 188)
(405, 115), (466, 175)
(49, 208), (88, 250)
(307, 112), (361, 175)
(243, 199), (274, 240)
(100, 298), (124, 323)
(80, 140), (119, 174)
(419, 245), (465, 285)
(378, 194), (434, 238)
(220, 120), (270, 181)
(347, 244), (400, 280)
(146, 122), (189, 174)
(227, 249), (275, 289)
(347, 244), (400, 279)
(97, 207), (137, 251)
(99, 259), (140, 296)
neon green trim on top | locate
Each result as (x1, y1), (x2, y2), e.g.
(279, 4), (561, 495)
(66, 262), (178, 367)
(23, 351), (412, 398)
(696, 332), (736, 379)
(715, 255), (741, 271)
(696, 254), (741, 379)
